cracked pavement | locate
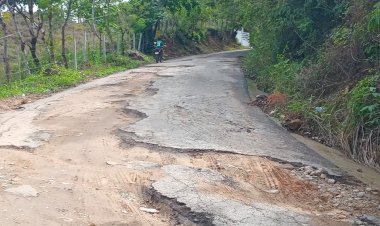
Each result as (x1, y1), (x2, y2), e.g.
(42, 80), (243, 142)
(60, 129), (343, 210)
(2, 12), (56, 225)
(153, 165), (310, 226)
(121, 51), (340, 175)
(1, 50), (369, 226)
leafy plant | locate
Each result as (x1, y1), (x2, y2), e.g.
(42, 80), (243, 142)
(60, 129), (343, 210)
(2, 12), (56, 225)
(348, 74), (380, 127)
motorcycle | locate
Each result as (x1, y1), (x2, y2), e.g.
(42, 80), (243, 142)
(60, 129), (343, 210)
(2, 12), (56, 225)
(154, 48), (163, 63)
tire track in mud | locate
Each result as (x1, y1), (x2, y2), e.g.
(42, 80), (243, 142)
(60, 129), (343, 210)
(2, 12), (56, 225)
(257, 158), (280, 191)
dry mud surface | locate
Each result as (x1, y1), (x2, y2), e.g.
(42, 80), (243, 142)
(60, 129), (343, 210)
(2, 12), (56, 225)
(0, 51), (379, 226)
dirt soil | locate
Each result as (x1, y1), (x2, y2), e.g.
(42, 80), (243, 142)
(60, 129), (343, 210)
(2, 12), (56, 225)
(0, 53), (379, 226)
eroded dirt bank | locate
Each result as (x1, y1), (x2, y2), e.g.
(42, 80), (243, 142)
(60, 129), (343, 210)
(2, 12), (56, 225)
(0, 51), (379, 226)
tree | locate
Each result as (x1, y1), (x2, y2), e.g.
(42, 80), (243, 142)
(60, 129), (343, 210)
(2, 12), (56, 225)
(38, 0), (63, 63)
(9, 0), (44, 67)
(61, 0), (74, 68)
(0, 11), (11, 82)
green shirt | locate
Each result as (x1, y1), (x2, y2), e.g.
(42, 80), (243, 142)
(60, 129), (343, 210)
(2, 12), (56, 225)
(156, 40), (163, 48)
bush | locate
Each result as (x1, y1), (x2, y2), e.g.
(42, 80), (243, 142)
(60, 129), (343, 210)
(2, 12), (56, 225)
(0, 66), (82, 98)
(341, 74), (380, 168)
(348, 75), (380, 127)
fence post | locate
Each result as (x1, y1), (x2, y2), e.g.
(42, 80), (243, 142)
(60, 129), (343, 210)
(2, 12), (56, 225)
(91, 32), (95, 58)
(133, 32), (136, 50)
(128, 33), (131, 50)
(83, 31), (87, 62)
(103, 34), (107, 62)
(74, 33), (78, 69)
(117, 36), (120, 55)
(138, 33), (142, 51)
(18, 54), (22, 80)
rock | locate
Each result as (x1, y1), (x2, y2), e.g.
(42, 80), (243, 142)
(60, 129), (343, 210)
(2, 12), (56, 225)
(5, 185), (38, 197)
(353, 189), (360, 193)
(11, 177), (21, 183)
(139, 207), (159, 214)
(127, 51), (144, 61)
(365, 187), (372, 192)
(286, 119), (303, 131)
(359, 215), (380, 226)
(320, 173), (327, 179)
(304, 166), (314, 174)
(327, 188), (338, 194)
(280, 164), (294, 170)
(320, 193), (333, 202)
(264, 189), (280, 194)
(357, 192), (365, 198)
(326, 179), (336, 184)
(305, 175), (313, 180)
(58, 217), (74, 222)
(310, 171), (318, 176)
(269, 110), (277, 116)
(256, 94), (267, 100)
(336, 214), (347, 219)
(353, 219), (364, 225)
(310, 168), (327, 176)
(120, 192), (130, 199)
(106, 161), (118, 166)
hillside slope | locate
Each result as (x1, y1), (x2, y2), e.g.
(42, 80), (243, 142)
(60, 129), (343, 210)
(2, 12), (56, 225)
(243, 0), (380, 170)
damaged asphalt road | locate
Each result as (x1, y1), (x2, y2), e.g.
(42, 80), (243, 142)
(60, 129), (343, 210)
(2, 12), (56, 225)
(120, 51), (340, 175)
(2, 50), (379, 226)
(152, 165), (310, 226)
(117, 51), (354, 225)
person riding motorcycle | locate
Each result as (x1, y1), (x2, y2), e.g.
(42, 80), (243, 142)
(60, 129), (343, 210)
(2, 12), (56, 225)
(154, 38), (164, 63)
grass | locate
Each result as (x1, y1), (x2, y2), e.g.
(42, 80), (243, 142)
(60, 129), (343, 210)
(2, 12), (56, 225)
(246, 78), (267, 100)
(0, 54), (153, 100)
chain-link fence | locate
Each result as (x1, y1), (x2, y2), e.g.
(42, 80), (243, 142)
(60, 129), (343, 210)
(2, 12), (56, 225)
(0, 20), (143, 84)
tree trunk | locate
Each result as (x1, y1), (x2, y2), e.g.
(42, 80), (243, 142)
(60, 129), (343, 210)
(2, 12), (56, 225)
(61, 26), (68, 68)
(0, 17), (10, 82)
(23, 0), (43, 68)
(8, 6), (30, 75)
(61, 0), (74, 68)
(30, 37), (40, 67)
(99, 35), (102, 55)
(105, 0), (114, 48)
(48, 9), (55, 62)
(121, 30), (125, 55)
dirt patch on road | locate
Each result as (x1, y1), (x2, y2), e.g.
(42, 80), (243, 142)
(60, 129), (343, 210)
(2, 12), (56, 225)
(116, 146), (380, 225)
(0, 94), (49, 112)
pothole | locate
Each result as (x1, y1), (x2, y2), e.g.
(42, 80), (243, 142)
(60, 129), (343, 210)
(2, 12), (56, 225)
(121, 108), (148, 120)
(144, 187), (214, 226)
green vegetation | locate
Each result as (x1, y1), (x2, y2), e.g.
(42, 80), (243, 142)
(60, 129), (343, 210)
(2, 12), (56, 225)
(238, 0), (380, 169)
(0, 54), (152, 99)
